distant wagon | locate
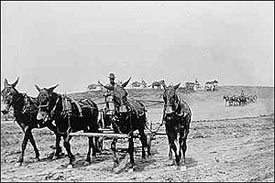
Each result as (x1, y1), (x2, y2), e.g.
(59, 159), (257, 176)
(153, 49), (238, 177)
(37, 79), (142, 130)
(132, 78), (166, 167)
(204, 80), (218, 91)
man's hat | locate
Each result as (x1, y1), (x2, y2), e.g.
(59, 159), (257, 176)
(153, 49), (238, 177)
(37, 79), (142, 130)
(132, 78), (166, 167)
(108, 73), (115, 79)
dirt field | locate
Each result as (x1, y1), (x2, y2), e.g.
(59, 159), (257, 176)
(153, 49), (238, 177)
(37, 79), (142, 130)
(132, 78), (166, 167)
(1, 86), (274, 182)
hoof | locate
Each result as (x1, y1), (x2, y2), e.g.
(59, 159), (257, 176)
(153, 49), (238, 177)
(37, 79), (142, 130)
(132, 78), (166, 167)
(15, 162), (22, 167)
(113, 162), (119, 169)
(35, 157), (40, 162)
(128, 167), (134, 173)
(86, 157), (91, 163)
(70, 155), (76, 163)
(167, 159), (175, 166)
(53, 152), (65, 160)
(83, 161), (91, 166)
(128, 163), (135, 172)
(67, 164), (73, 169)
(180, 165), (187, 171)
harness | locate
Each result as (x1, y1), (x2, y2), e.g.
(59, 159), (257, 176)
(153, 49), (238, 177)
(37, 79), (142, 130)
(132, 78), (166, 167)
(12, 93), (29, 118)
(163, 94), (188, 129)
(112, 101), (134, 136)
(22, 94), (38, 114)
(163, 94), (181, 115)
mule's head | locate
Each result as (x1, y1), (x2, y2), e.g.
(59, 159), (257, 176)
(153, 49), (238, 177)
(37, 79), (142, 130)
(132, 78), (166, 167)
(1, 78), (19, 114)
(35, 84), (59, 121)
(162, 83), (181, 115)
(103, 77), (131, 114)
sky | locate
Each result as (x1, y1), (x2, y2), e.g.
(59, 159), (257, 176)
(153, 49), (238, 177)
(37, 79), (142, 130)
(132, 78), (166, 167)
(1, 1), (274, 96)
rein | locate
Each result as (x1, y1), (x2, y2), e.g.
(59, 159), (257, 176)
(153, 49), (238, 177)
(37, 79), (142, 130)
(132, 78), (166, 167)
(145, 107), (166, 135)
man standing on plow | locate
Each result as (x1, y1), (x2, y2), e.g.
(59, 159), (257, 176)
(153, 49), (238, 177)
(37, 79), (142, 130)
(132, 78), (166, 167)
(98, 73), (118, 129)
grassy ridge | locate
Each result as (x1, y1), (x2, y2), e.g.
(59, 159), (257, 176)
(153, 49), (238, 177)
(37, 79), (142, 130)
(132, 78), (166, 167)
(1, 86), (273, 121)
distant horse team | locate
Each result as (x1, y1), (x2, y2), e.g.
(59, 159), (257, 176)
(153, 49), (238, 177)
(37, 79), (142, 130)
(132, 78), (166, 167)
(223, 94), (257, 106)
(1, 77), (257, 172)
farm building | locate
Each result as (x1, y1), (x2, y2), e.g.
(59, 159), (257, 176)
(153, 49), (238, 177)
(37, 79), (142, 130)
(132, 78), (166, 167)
(185, 79), (201, 91)
(204, 80), (219, 91)
(87, 84), (103, 91)
(131, 78), (147, 89)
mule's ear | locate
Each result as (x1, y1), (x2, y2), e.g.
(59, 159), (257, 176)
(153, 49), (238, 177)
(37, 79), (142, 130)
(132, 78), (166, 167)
(48, 84), (59, 92)
(174, 83), (181, 90)
(4, 78), (9, 87)
(11, 77), (19, 87)
(104, 85), (114, 91)
(35, 85), (42, 92)
(162, 82), (167, 90)
(122, 77), (131, 88)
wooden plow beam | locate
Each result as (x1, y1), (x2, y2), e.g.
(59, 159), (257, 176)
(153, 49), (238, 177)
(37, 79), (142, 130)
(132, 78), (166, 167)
(69, 132), (132, 139)
(69, 129), (166, 139)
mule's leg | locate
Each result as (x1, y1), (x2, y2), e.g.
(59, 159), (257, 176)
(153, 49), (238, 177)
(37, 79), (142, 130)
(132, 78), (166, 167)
(17, 128), (30, 166)
(28, 131), (40, 161)
(63, 135), (75, 166)
(86, 136), (98, 163)
(138, 129), (148, 159)
(92, 137), (98, 157)
(166, 128), (173, 160)
(111, 138), (118, 168)
(168, 132), (179, 166)
(47, 124), (62, 158)
(53, 134), (62, 158)
(168, 145), (173, 160)
(181, 127), (189, 166)
(128, 135), (135, 169)
(86, 137), (93, 163)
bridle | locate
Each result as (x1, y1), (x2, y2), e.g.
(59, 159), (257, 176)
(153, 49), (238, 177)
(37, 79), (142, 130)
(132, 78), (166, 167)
(163, 90), (180, 115)
(2, 87), (25, 113)
(112, 95), (134, 135)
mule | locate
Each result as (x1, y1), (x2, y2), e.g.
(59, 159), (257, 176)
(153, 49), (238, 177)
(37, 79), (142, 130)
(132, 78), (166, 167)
(162, 83), (192, 170)
(35, 84), (100, 167)
(1, 78), (63, 166)
(101, 77), (151, 171)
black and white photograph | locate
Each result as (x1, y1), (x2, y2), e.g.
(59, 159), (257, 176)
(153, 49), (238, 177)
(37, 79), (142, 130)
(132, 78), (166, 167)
(1, 1), (274, 182)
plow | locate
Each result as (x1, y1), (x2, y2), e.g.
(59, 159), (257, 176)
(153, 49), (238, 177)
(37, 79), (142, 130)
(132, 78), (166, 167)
(69, 98), (167, 154)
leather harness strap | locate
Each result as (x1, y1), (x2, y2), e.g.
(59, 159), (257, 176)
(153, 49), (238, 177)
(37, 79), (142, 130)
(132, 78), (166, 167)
(70, 98), (83, 117)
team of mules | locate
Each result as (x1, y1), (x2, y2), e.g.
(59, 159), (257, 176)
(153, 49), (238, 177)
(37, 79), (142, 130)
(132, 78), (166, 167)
(1, 77), (192, 171)
(223, 94), (257, 106)
(1, 78), (63, 166)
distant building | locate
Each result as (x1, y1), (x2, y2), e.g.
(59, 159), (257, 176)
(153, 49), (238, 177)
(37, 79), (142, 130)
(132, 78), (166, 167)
(204, 80), (219, 91)
(185, 79), (201, 91)
(131, 78), (147, 89)
(87, 84), (103, 91)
